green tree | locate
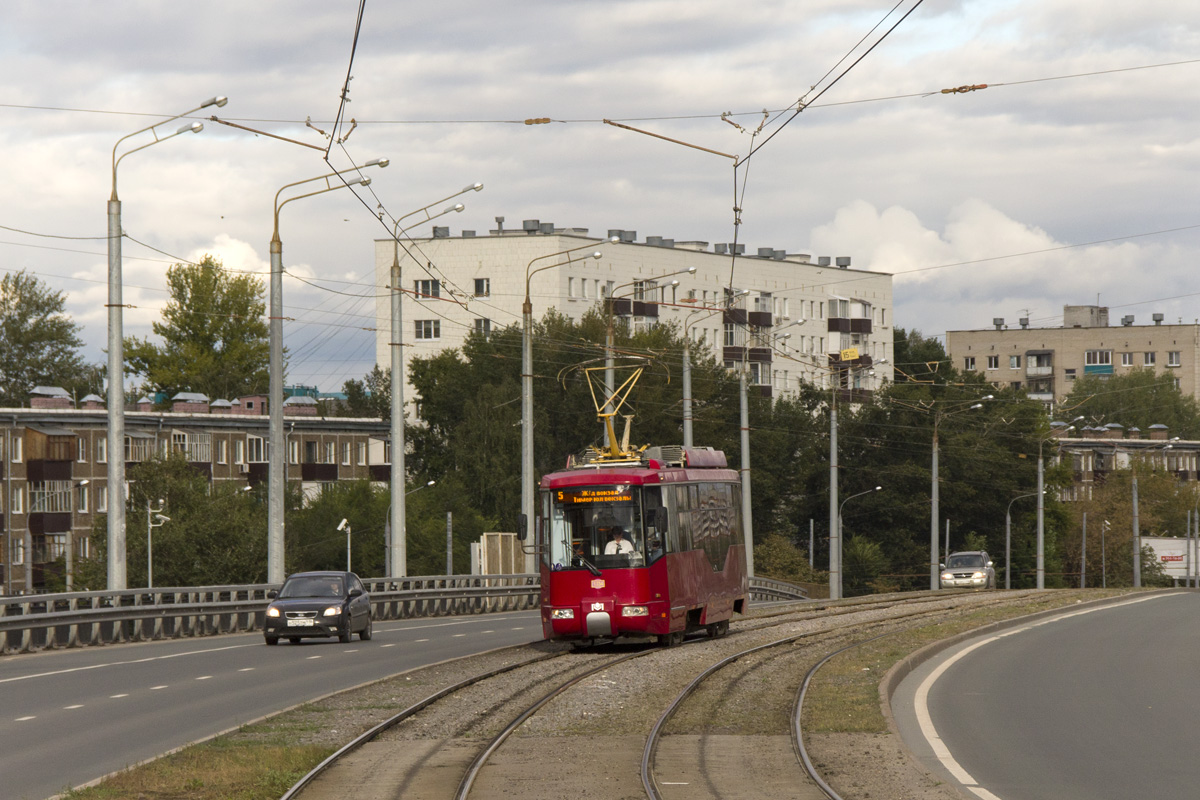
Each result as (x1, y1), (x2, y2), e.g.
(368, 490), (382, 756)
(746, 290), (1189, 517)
(76, 454), (268, 589)
(125, 255), (270, 401)
(341, 364), (391, 419)
(1060, 369), (1200, 438)
(892, 327), (951, 384)
(286, 480), (390, 575)
(0, 269), (90, 405)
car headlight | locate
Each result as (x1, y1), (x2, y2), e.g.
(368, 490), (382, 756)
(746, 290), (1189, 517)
(940, 572), (953, 581)
(267, 606), (281, 617)
(972, 572), (984, 579)
(323, 606), (343, 617)
(550, 608), (575, 619)
(621, 606), (649, 617)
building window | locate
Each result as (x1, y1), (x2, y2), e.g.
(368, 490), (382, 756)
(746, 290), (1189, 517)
(233, 439), (245, 465)
(1168, 351), (1181, 367)
(97, 485), (108, 513)
(1085, 350), (1112, 366)
(1065, 368), (1077, 381)
(474, 318), (491, 337)
(415, 320), (440, 340)
(216, 439), (228, 465)
(1011, 381), (1022, 390)
(11, 436), (21, 463)
(413, 279), (440, 298)
(604, 280), (614, 299)
(95, 437), (107, 463)
(341, 442), (351, 465)
(474, 278), (490, 297)
(78, 437), (87, 462)
(77, 485), (88, 513)
(1144, 352), (1156, 366)
(1009, 355), (1021, 369)
(724, 323), (736, 347)
(987, 355), (999, 370)
(357, 442), (367, 466)
(11, 486), (23, 514)
(568, 277), (576, 298)
(11, 538), (23, 566)
(1121, 352), (1134, 367)
(289, 440), (299, 465)
(323, 442), (335, 464)
(964, 357), (976, 370)
(248, 436), (267, 463)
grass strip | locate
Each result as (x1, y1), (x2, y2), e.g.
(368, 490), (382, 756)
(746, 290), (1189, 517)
(802, 589), (1137, 733)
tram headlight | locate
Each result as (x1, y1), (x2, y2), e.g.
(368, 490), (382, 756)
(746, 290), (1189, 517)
(621, 606), (649, 617)
(550, 608), (575, 619)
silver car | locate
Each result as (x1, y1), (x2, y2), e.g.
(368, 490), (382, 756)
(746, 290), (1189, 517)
(940, 551), (996, 589)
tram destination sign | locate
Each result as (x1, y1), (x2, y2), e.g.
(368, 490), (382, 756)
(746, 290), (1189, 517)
(556, 486), (633, 505)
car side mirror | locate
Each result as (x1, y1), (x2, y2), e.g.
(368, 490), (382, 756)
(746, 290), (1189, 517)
(267, 589), (278, 599)
(938, 563), (945, 570)
(517, 512), (528, 542)
(348, 588), (363, 598)
(986, 561), (994, 568)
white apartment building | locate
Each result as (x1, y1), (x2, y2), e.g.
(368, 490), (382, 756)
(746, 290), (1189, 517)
(374, 220), (893, 402)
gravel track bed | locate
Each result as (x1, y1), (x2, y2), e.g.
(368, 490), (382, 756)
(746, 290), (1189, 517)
(284, 590), (1062, 799)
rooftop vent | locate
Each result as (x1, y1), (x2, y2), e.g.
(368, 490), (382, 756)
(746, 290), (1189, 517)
(539, 222), (555, 234)
(1019, 317), (1029, 329)
(522, 219), (540, 232)
(732, 244), (745, 255)
(1122, 315), (1135, 326)
(607, 229), (625, 240)
(714, 243), (729, 255)
(495, 216), (505, 233)
(993, 317), (1005, 330)
(1153, 312), (1164, 325)
(835, 256), (851, 268)
(773, 249), (786, 260)
(818, 256), (831, 266)
(757, 247), (775, 258)
(462, 230), (476, 238)
(646, 236), (663, 246)
(621, 230), (636, 243)
(432, 226), (449, 238)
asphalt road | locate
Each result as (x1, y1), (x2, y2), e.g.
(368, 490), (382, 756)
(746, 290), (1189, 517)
(0, 609), (543, 800)
(893, 591), (1200, 800)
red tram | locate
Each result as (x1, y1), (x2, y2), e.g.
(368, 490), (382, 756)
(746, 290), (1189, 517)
(537, 444), (748, 646)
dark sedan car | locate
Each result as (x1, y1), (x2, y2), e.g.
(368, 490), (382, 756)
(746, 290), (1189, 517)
(264, 571), (373, 645)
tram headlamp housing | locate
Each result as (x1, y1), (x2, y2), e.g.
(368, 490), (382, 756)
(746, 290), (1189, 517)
(621, 606), (649, 617)
(550, 608), (575, 619)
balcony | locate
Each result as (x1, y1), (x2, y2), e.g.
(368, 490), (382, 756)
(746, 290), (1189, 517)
(1025, 365), (1053, 377)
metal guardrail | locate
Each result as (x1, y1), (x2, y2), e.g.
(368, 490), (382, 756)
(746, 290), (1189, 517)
(0, 574), (804, 655)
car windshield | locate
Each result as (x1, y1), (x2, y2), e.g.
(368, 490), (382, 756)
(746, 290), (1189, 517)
(946, 554), (985, 569)
(279, 576), (344, 598)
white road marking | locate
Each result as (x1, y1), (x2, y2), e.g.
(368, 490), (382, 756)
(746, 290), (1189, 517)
(238, 668), (254, 672)
(150, 685), (167, 690)
(913, 593), (1173, 800)
(381, 643), (396, 648)
(452, 633), (466, 638)
(414, 638), (429, 643)
(196, 676), (212, 681)
(110, 694), (128, 698)
(64, 705), (84, 710)
(0, 642), (258, 684)
(16, 716), (35, 721)
(307, 656), (321, 660)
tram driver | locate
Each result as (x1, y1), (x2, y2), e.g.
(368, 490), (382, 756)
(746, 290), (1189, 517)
(603, 527), (636, 555)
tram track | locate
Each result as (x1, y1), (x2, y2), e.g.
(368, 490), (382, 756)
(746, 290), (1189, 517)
(640, 595), (1024, 799)
(284, 591), (1039, 800)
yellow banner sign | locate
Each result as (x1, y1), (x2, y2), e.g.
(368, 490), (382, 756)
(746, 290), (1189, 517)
(840, 347), (859, 361)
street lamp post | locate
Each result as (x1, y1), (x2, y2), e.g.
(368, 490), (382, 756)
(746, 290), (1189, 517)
(107, 95), (226, 591)
(146, 500), (169, 589)
(930, 397), (990, 590)
(268, 159), (389, 584)
(837, 485), (882, 598)
(522, 244), (610, 559)
(386, 185), (478, 577)
(1005, 490), (1042, 590)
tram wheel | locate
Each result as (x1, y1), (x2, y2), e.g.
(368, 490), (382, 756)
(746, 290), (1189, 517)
(659, 631), (684, 648)
(707, 620), (729, 638)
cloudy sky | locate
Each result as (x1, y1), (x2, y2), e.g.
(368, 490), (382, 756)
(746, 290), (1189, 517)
(2, 1), (1197, 392)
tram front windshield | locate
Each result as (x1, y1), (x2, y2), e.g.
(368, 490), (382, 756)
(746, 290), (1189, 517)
(544, 484), (653, 570)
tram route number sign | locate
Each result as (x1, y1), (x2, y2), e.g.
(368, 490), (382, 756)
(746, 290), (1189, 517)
(556, 487), (632, 505)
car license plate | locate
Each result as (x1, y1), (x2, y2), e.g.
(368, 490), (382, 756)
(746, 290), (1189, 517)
(287, 618), (314, 627)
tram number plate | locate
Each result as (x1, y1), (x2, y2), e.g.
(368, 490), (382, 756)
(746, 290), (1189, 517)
(287, 619), (315, 627)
